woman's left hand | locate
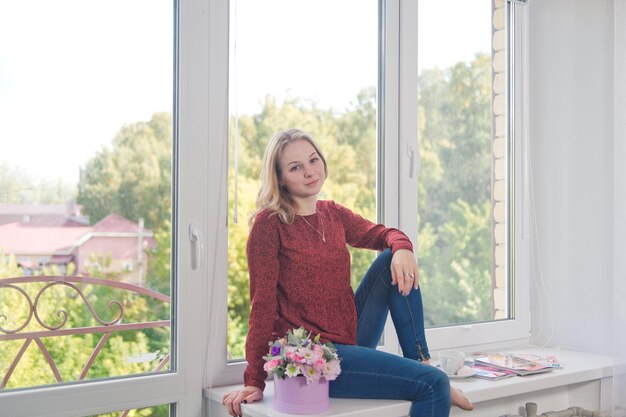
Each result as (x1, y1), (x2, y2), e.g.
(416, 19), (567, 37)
(390, 249), (419, 296)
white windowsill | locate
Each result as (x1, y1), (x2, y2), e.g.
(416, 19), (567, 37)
(203, 347), (615, 417)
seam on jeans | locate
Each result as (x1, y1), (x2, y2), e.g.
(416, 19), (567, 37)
(402, 296), (420, 358)
(337, 369), (418, 382)
(355, 265), (390, 329)
(401, 297), (431, 362)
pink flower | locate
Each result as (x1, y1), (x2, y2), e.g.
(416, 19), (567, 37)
(323, 359), (341, 381)
(302, 365), (322, 383)
(263, 359), (281, 372)
(298, 347), (315, 364)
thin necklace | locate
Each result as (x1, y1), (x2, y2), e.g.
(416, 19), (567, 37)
(299, 213), (326, 243)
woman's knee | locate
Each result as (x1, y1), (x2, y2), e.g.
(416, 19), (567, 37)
(411, 367), (450, 400)
(379, 248), (392, 264)
(432, 368), (451, 391)
(372, 249), (392, 273)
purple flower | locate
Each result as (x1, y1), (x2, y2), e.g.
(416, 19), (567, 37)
(271, 345), (282, 356)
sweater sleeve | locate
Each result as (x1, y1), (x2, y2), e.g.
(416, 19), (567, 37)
(243, 212), (281, 391)
(331, 201), (414, 253)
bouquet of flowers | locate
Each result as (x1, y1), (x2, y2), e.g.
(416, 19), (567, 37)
(263, 327), (341, 384)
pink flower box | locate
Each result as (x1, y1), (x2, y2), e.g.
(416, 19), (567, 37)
(273, 375), (330, 415)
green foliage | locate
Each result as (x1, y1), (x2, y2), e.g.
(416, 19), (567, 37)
(147, 217), (172, 296)
(77, 112), (172, 231)
(418, 53), (492, 226)
(419, 200), (493, 325)
(0, 250), (23, 278)
(417, 53), (495, 325)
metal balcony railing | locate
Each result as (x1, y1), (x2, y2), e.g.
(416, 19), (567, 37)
(0, 275), (171, 396)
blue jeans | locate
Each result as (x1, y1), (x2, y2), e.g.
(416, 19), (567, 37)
(329, 250), (451, 417)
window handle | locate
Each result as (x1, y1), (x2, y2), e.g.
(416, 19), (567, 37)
(189, 223), (204, 270)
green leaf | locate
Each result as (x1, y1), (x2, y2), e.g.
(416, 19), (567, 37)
(287, 331), (300, 346)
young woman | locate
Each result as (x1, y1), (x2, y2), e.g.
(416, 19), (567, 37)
(222, 128), (473, 417)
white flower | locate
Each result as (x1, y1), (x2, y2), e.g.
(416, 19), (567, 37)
(285, 363), (300, 377)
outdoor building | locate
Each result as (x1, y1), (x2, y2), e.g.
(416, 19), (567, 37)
(0, 201), (88, 226)
(0, 207), (154, 284)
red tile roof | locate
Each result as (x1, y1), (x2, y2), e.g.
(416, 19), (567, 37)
(92, 214), (144, 233)
(0, 222), (90, 254)
(0, 214), (153, 255)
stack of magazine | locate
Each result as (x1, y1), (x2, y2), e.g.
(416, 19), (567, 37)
(469, 353), (562, 380)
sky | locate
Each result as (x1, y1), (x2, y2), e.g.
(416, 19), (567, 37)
(0, 0), (490, 186)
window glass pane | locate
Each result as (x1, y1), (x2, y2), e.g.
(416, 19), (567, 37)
(417, 0), (510, 327)
(228, 0), (378, 360)
(0, 0), (173, 390)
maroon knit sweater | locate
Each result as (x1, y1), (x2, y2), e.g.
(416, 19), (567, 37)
(243, 200), (414, 390)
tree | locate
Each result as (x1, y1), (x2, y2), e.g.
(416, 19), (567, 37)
(147, 217), (172, 296)
(0, 250), (23, 278)
(417, 52), (494, 325)
(77, 112), (172, 231)
(419, 200), (493, 325)
(418, 53), (492, 227)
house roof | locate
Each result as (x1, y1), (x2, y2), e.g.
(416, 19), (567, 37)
(0, 214), (153, 255)
(0, 222), (91, 254)
(92, 214), (145, 233)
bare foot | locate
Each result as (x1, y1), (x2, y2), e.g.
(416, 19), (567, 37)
(421, 359), (472, 410)
(451, 386), (474, 411)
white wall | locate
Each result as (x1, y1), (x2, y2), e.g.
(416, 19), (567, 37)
(529, 0), (615, 354)
(612, 0), (626, 407)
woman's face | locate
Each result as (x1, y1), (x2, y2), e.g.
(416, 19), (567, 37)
(278, 139), (326, 201)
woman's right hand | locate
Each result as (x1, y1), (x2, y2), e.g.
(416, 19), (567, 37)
(222, 386), (263, 417)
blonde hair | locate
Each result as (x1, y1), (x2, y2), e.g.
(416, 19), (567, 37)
(251, 128), (328, 225)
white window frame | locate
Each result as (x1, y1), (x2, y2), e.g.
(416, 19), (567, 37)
(394, 0), (531, 351)
(207, 0), (531, 387)
(1, 0), (208, 415)
(0, 0), (531, 411)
